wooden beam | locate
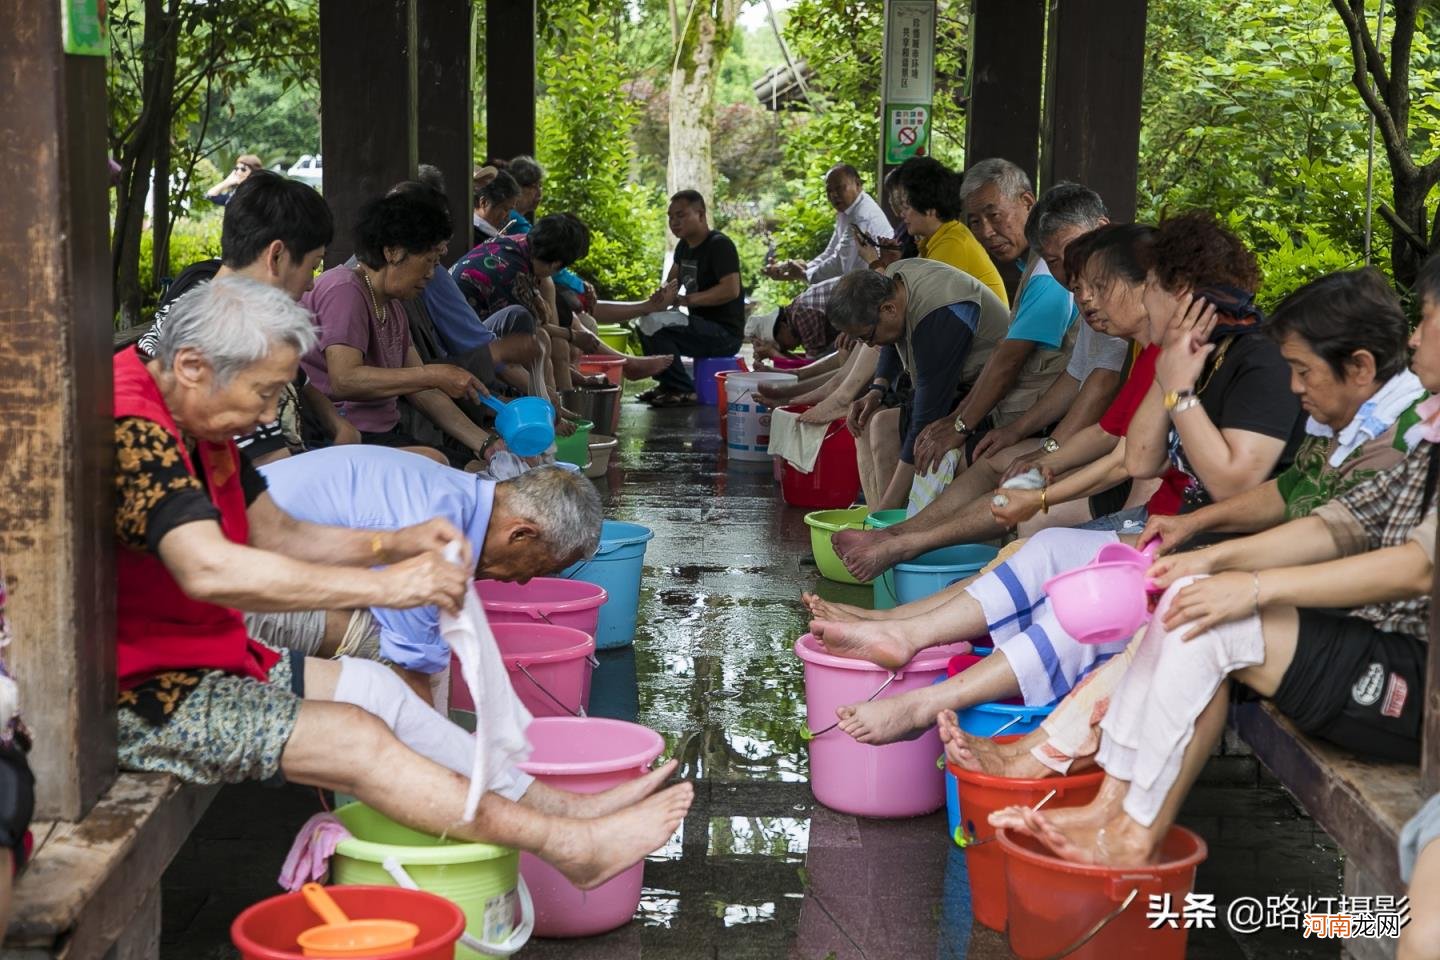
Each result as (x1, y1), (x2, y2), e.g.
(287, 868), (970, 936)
(5, 775), (215, 955)
(484, 0), (537, 162)
(964, 0), (1045, 184)
(1234, 702), (1422, 893)
(0, 0), (117, 821)
(416, 0), (477, 263)
(1039, 0), (1148, 221)
(319, 0), (419, 267)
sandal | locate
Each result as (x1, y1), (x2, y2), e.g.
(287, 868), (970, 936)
(636, 387), (663, 403)
(649, 391), (697, 408)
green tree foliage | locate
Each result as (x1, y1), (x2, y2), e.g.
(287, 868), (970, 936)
(108, 0), (317, 325)
(536, 10), (666, 299)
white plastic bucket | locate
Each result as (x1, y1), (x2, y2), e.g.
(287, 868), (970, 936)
(725, 372), (797, 462)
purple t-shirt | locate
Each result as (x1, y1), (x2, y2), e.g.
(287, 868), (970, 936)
(301, 265), (412, 433)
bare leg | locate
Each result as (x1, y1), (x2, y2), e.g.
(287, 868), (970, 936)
(517, 759), (682, 818)
(938, 709), (1053, 778)
(866, 408), (904, 509)
(800, 345), (878, 424)
(810, 588), (990, 668)
(281, 701), (692, 889)
(801, 591), (882, 623)
(835, 449), (1010, 581)
(835, 652), (1022, 744)
(399, 445), (449, 465)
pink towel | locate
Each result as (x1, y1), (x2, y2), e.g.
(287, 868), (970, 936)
(278, 812), (352, 891)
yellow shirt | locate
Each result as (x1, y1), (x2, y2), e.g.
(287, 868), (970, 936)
(917, 219), (1009, 307)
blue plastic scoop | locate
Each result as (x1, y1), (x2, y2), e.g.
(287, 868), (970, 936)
(480, 394), (556, 457)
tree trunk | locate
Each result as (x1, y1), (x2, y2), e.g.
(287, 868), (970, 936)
(1391, 176), (1432, 289)
(666, 0), (742, 214)
(111, 0), (179, 327)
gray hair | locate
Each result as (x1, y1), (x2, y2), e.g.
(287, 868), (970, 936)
(1024, 182), (1109, 251)
(154, 276), (316, 386)
(417, 163), (446, 193)
(959, 158), (1033, 204)
(507, 155), (544, 188)
(829, 269), (899, 334)
(499, 465), (604, 561)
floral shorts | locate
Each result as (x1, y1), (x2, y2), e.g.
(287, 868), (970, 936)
(117, 649), (305, 786)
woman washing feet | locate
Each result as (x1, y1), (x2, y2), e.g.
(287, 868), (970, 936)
(990, 263), (1440, 863)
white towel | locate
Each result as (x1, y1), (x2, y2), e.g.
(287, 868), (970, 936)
(907, 448), (962, 516)
(439, 541), (533, 820)
(766, 406), (830, 472)
(636, 309), (690, 337)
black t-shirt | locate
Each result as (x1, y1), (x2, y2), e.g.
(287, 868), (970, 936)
(675, 231), (744, 334)
(1169, 333), (1306, 513)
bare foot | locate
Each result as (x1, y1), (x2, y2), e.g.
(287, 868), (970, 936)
(937, 711), (1051, 778)
(1011, 806), (1157, 866)
(573, 760), (680, 818)
(832, 528), (907, 583)
(544, 781), (694, 890)
(622, 355), (674, 380)
(801, 592), (879, 622)
(835, 689), (935, 745)
(798, 401), (849, 425)
(809, 617), (917, 670)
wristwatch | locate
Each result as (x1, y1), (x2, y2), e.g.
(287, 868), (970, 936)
(1173, 395), (1203, 415)
(953, 414), (970, 435)
(478, 433), (501, 460)
(1163, 388), (1197, 411)
(1041, 437), (1061, 454)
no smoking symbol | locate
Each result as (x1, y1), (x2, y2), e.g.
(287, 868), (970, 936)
(898, 126), (917, 145)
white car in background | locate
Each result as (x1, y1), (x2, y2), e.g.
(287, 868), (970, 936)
(287, 154), (323, 190)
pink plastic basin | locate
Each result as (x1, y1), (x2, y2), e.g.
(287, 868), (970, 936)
(795, 633), (971, 817)
(1043, 540), (1159, 645)
(450, 623), (596, 718)
(474, 577), (608, 638)
(517, 717), (667, 937)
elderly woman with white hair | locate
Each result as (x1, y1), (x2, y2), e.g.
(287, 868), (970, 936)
(113, 276), (692, 890)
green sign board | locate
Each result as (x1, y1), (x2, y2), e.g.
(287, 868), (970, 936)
(62, 0), (108, 57)
(880, 1), (934, 166)
(884, 103), (931, 164)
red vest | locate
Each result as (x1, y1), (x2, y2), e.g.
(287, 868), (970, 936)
(113, 347), (280, 689)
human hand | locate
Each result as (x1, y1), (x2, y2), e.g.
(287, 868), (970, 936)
(1154, 293), (1219, 394)
(378, 550), (470, 615)
(555, 418), (577, 438)
(913, 418), (964, 476)
(384, 518), (472, 567)
(1146, 546), (1219, 591)
(573, 326), (603, 355)
(972, 425), (1021, 463)
(854, 229), (880, 267)
(999, 450), (1053, 485)
(429, 364), (487, 402)
(834, 333), (859, 353)
(847, 392), (881, 437)
(990, 488), (1043, 528)
(1139, 513), (1201, 556)
(1159, 570), (1260, 640)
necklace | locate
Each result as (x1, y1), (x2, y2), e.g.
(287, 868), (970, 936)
(358, 266), (387, 326)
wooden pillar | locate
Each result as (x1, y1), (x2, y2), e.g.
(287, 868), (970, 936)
(964, 0), (1045, 184)
(416, 0), (476, 263)
(484, 0), (537, 162)
(0, 2), (117, 820)
(1039, 0), (1148, 221)
(319, 0), (419, 267)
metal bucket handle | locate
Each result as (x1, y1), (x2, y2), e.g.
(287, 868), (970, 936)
(381, 855), (535, 957)
(801, 669), (900, 741)
(514, 660), (588, 718)
(1029, 887), (1139, 960)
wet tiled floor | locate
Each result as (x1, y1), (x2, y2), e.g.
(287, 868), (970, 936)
(161, 399), (1343, 959)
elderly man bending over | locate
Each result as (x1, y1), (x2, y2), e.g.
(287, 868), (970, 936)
(256, 447), (596, 702)
(114, 277), (692, 889)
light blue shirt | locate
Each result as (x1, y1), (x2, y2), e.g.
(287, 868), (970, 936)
(258, 446), (494, 673)
(1007, 256), (1078, 348)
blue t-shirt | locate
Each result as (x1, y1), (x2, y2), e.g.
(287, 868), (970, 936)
(258, 446), (495, 673)
(1005, 258), (1077, 348)
(423, 265), (495, 357)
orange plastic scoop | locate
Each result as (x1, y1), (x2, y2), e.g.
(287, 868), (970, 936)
(296, 883), (420, 958)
